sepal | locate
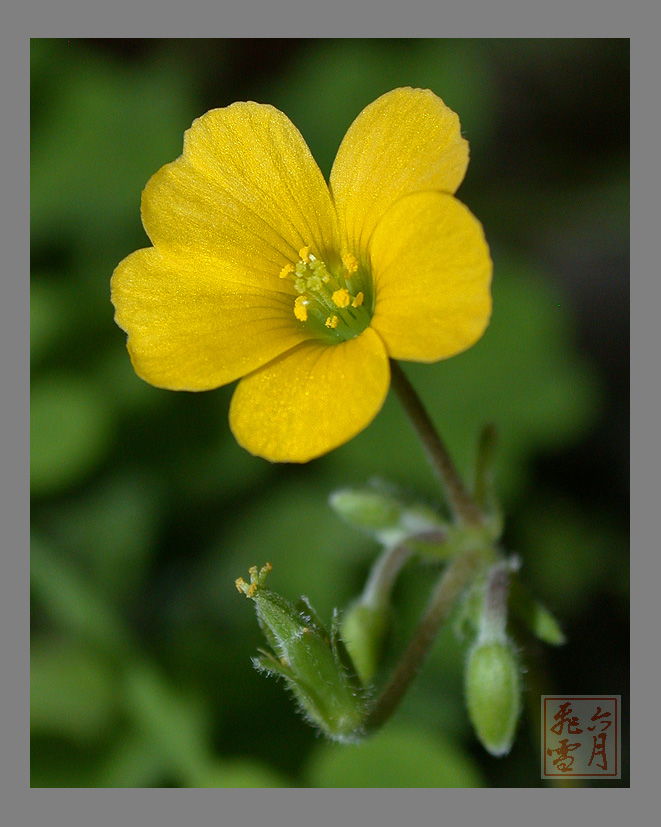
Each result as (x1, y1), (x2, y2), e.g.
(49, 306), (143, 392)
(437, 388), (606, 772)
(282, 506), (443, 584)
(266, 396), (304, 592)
(508, 578), (566, 646)
(236, 564), (368, 742)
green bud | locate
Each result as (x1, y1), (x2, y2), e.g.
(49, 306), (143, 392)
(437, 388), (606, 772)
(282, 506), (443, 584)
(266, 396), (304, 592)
(401, 502), (446, 534)
(340, 600), (390, 686)
(236, 564), (367, 743)
(464, 640), (522, 757)
(330, 481), (446, 548)
(329, 487), (403, 533)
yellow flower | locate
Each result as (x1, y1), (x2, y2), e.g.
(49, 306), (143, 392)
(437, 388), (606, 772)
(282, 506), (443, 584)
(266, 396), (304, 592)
(111, 88), (492, 463)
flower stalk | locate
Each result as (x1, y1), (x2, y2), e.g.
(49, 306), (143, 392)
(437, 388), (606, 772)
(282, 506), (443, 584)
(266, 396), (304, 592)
(359, 366), (501, 733)
(473, 422), (499, 509)
(364, 549), (482, 733)
(389, 360), (484, 526)
(360, 540), (417, 609)
(340, 539), (421, 686)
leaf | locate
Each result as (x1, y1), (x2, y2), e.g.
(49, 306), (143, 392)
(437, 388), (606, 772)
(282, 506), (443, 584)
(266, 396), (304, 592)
(197, 760), (290, 788)
(204, 477), (370, 624)
(31, 637), (118, 741)
(516, 493), (628, 614)
(31, 40), (196, 250)
(30, 276), (72, 364)
(31, 534), (132, 655)
(305, 725), (484, 787)
(122, 663), (212, 787)
(509, 578), (566, 646)
(46, 471), (162, 604)
(30, 372), (115, 496)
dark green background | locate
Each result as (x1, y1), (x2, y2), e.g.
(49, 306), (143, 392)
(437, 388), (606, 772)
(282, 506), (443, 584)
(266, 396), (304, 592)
(31, 38), (629, 787)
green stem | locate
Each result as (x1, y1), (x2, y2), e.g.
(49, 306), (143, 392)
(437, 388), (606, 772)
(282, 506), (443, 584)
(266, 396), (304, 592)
(389, 360), (483, 526)
(363, 550), (481, 733)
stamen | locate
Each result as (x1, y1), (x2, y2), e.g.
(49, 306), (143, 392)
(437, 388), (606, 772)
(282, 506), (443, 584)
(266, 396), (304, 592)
(235, 576), (258, 598)
(342, 252), (358, 274)
(294, 296), (309, 321)
(235, 562), (273, 598)
(284, 246), (371, 341)
(332, 288), (351, 309)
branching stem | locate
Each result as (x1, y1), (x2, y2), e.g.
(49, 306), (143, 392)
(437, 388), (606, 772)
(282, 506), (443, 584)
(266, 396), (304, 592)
(362, 363), (493, 733)
(364, 550), (481, 732)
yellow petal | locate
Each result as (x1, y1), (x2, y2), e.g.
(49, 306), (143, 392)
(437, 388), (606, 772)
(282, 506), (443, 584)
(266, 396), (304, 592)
(330, 88), (469, 261)
(111, 248), (306, 390)
(141, 103), (341, 283)
(229, 329), (390, 462)
(368, 191), (492, 362)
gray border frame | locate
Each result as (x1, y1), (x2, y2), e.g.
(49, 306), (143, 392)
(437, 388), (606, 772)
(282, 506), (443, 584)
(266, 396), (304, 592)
(18, 4), (644, 826)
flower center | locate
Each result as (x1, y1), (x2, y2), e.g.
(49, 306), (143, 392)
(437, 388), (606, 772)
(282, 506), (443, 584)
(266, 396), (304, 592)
(279, 247), (373, 342)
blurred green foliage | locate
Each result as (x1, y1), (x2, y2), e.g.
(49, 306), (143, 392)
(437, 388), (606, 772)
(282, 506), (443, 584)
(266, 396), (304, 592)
(30, 39), (629, 787)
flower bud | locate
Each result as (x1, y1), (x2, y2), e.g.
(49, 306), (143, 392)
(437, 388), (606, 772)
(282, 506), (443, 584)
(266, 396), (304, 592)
(236, 564), (367, 742)
(329, 487), (403, 533)
(340, 599), (390, 686)
(329, 481), (445, 548)
(464, 640), (522, 757)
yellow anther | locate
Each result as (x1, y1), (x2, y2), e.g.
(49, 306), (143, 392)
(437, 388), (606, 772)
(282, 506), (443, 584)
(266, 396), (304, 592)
(351, 292), (364, 308)
(279, 263), (294, 279)
(294, 296), (309, 321)
(325, 315), (339, 329)
(332, 288), (351, 309)
(298, 246), (312, 263)
(237, 562), (272, 596)
(342, 252), (358, 274)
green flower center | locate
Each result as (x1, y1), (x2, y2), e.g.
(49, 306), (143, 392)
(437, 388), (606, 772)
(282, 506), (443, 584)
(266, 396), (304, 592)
(280, 247), (373, 343)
